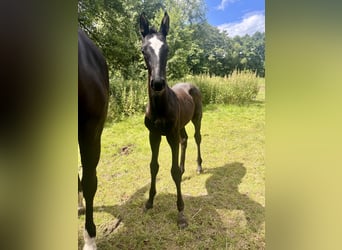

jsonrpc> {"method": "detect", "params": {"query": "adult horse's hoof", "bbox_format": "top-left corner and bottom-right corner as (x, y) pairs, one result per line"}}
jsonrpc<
(83, 229), (97, 250)
(177, 211), (188, 229)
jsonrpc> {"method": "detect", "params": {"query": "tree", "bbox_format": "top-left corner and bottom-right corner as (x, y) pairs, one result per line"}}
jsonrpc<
(231, 32), (265, 76)
(146, 0), (206, 79)
(79, 0), (140, 79)
(78, 0), (265, 79)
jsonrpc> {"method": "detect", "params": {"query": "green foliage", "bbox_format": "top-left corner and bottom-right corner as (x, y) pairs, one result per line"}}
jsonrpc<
(78, 0), (140, 79)
(78, 0), (265, 80)
(107, 71), (260, 121)
(150, 5), (202, 80)
(107, 77), (147, 122)
(176, 70), (260, 105)
(232, 32), (265, 77)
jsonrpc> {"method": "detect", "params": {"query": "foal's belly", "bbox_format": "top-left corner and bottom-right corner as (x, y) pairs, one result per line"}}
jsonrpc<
(172, 84), (195, 127)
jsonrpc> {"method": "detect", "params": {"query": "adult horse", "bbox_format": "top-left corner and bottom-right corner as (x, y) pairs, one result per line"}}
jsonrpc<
(139, 12), (203, 228)
(78, 29), (109, 250)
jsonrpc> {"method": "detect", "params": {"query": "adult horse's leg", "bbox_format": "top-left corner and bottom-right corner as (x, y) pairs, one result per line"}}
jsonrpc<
(192, 110), (203, 174)
(166, 132), (188, 228)
(179, 127), (188, 175)
(145, 131), (161, 210)
(79, 120), (102, 250)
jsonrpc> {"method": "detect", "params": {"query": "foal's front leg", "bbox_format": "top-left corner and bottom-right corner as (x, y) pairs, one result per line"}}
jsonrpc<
(167, 132), (188, 228)
(145, 131), (161, 210)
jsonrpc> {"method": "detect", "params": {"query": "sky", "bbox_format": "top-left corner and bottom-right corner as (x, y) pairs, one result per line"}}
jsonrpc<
(205, 0), (265, 37)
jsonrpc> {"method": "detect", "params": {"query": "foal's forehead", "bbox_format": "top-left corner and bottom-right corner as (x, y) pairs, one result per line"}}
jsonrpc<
(144, 34), (166, 53)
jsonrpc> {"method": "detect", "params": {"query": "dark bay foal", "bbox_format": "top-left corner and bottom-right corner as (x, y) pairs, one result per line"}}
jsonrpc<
(140, 12), (203, 228)
(78, 29), (109, 249)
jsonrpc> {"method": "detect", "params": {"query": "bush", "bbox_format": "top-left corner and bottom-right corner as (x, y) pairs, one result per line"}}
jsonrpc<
(179, 70), (260, 105)
(107, 78), (147, 122)
(107, 70), (260, 121)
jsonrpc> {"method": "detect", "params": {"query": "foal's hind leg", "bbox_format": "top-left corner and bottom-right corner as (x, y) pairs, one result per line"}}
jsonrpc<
(79, 121), (102, 250)
(192, 114), (203, 174)
(179, 127), (188, 175)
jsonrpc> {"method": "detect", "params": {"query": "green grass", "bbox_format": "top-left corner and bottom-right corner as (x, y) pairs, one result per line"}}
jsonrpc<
(78, 79), (265, 249)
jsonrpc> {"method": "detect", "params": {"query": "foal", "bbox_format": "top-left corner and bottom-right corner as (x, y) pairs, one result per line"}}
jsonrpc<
(140, 12), (203, 228)
(78, 29), (109, 249)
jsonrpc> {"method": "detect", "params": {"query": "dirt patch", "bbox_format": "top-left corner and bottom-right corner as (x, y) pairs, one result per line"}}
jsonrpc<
(119, 144), (134, 155)
(111, 144), (135, 157)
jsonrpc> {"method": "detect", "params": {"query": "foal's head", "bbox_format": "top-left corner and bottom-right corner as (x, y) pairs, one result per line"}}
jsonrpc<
(140, 12), (169, 93)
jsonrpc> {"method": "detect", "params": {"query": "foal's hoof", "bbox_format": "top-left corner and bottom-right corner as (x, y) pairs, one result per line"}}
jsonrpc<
(143, 201), (153, 212)
(177, 212), (188, 229)
(196, 167), (203, 174)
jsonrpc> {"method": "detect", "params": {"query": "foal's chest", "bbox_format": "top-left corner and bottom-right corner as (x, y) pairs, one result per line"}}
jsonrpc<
(144, 115), (175, 135)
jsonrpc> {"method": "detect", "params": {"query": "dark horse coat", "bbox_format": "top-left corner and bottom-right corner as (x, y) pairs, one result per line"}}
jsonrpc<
(140, 12), (203, 229)
(78, 29), (109, 250)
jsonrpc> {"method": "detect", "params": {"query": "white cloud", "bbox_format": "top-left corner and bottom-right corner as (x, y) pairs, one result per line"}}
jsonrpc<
(217, 12), (265, 37)
(216, 0), (239, 11)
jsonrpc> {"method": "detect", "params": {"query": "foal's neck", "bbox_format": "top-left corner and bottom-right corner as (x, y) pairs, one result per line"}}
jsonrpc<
(147, 74), (170, 116)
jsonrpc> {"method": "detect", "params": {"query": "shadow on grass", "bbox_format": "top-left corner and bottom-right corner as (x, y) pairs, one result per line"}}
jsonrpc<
(87, 162), (264, 249)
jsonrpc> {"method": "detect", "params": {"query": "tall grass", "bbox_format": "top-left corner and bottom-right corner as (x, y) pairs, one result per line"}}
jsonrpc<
(107, 70), (260, 122)
(180, 71), (260, 105)
(107, 79), (147, 122)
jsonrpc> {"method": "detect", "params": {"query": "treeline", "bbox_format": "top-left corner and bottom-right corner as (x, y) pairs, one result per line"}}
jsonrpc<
(78, 0), (265, 80)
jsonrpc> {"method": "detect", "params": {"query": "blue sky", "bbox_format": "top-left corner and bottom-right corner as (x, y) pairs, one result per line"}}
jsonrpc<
(205, 0), (265, 37)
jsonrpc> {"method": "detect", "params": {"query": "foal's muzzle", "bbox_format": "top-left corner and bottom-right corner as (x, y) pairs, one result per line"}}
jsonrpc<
(150, 79), (166, 92)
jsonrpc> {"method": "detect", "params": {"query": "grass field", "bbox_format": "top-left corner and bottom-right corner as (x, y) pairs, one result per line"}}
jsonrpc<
(78, 80), (265, 249)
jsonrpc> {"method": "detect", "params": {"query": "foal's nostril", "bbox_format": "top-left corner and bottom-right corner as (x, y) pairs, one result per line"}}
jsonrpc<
(151, 79), (165, 91)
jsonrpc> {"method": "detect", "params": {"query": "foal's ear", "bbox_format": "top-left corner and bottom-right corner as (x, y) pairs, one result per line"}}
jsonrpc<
(160, 12), (169, 37)
(140, 13), (149, 37)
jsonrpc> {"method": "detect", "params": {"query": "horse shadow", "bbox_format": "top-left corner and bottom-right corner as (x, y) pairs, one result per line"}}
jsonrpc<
(81, 162), (265, 249)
